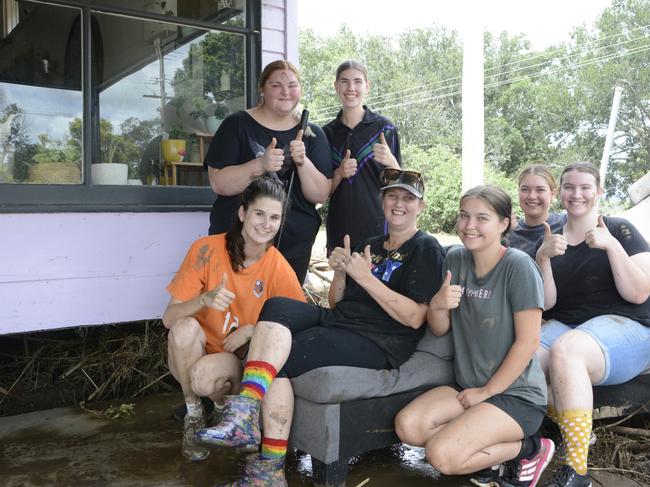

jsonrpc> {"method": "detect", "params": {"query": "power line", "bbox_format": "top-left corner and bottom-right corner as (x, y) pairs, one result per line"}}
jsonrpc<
(310, 25), (650, 116)
(313, 37), (650, 123)
(310, 26), (650, 118)
(311, 41), (650, 124)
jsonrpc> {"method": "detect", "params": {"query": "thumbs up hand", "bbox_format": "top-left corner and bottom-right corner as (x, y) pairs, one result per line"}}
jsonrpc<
(372, 132), (399, 167)
(329, 234), (352, 273)
(585, 215), (614, 250)
(430, 271), (462, 311)
(261, 137), (284, 173)
(200, 272), (235, 311)
(337, 149), (358, 179)
(289, 129), (306, 166)
(343, 244), (373, 282)
(537, 222), (568, 260)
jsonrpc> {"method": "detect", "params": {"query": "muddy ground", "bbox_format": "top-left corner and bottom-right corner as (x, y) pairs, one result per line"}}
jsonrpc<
(0, 392), (645, 487)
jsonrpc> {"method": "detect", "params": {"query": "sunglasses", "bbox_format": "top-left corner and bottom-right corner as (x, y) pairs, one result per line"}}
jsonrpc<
(380, 169), (425, 195)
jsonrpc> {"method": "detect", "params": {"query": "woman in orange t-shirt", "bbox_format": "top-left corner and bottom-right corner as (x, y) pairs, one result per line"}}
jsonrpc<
(162, 176), (305, 462)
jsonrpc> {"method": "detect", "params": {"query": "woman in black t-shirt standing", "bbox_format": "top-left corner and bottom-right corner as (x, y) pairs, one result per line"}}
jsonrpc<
(323, 59), (402, 254)
(204, 60), (332, 283)
(535, 162), (650, 487)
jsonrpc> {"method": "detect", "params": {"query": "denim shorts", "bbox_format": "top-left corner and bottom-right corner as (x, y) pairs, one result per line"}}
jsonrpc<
(540, 315), (650, 386)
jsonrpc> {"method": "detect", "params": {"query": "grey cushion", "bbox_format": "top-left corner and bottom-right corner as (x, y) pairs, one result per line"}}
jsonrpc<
(291, 329), (454, 404)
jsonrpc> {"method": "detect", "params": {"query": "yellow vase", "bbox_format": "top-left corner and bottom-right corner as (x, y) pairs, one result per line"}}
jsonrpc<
(161, 139), (186, 163)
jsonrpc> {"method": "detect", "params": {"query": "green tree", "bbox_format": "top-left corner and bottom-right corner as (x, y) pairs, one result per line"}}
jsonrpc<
(299, 0), (650, 217)
(172, 28), (245, 116)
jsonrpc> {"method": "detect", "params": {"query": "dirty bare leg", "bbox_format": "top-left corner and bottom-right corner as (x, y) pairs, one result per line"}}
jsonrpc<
(261, 378), (294, 441)
(167, 317), (206, 409)
(190, 352), (242, 406)
(246, 321), (292, 372)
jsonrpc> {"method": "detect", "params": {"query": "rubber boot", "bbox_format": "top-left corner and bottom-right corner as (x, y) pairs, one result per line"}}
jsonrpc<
(195, 395), (261, 450)
(182, 414), (210, 462)
(217, 454), (287, 487)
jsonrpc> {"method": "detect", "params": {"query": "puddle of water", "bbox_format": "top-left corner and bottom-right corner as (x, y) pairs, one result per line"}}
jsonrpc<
(0, 393), (473, 486)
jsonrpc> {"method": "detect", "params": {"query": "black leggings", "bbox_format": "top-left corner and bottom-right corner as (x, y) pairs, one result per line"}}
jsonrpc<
(258, 297), (390, 378)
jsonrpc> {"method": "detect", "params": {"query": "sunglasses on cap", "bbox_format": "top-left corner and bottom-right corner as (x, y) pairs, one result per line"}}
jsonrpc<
(380, 168), (425, 198)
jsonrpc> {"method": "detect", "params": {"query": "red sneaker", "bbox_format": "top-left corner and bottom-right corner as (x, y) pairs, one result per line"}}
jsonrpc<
(499, 437), (555, 487)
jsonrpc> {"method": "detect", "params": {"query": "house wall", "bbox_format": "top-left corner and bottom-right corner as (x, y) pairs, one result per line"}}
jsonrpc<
(0, 1), (298, 334)
(0, 213), (207, 334)
(261, 0), (298, 66)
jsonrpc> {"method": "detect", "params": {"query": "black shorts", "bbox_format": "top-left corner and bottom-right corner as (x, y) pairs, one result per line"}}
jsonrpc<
(486, 394), (546, 438)
(453, 385), (546, 438)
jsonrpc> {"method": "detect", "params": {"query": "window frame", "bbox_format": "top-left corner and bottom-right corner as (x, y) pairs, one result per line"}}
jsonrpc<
(0, 0), (261, 213)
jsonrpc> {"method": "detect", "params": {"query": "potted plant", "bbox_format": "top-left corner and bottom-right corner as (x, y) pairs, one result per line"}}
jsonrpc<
(91, 119), (130, 185)
(160, 125), (187, 164)
(205, 104), (229, 134)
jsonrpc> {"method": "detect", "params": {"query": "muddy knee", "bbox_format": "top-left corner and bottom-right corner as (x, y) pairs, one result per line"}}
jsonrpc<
(168, 317), (203, 350)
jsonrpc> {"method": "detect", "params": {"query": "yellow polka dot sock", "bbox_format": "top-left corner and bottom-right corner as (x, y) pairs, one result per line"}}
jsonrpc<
(557, 408), (592, 475)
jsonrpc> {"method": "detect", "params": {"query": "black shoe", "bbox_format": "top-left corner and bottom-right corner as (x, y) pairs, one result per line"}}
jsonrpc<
(541, 465), (591, 487)
(470, 465), (502, 486)
(172, 396), (215, 422)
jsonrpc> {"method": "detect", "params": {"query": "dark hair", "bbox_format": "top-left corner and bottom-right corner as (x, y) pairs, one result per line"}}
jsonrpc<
(460, 185), (513, 237)
(335, 59), (369, 82)
(518, 164), (557, 193)
(559, 161), (601, 188)
(226, 176), (286, 272)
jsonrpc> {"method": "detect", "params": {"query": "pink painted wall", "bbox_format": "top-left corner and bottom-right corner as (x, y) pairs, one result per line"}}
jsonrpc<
(0, 213), (209, 333)
(262, 0), (298, 66)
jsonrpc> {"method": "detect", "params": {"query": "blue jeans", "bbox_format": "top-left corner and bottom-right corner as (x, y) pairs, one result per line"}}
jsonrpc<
(541, 315), (650, 386)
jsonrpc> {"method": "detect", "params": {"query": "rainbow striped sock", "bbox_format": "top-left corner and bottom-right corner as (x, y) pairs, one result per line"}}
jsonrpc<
(261, 437), (288, 460)
(240, 360), (277, 401)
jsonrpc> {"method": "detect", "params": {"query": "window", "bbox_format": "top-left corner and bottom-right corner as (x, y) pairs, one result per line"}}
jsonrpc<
(0, 0), (259, 211)
(95, 13), (246, 187)
(0, 3), (83, 185)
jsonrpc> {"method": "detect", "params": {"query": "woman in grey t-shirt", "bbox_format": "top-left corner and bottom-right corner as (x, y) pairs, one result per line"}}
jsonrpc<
(396, 185), (554, 487)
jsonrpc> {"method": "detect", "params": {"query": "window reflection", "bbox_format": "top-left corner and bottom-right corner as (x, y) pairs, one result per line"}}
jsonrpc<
(95, 13), (246, 186)
(0, 3), (82, 184)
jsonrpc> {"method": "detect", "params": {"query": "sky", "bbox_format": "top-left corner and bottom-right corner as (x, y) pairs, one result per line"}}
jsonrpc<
(298, 0), (614, 49)
(1, 1), (615, 147)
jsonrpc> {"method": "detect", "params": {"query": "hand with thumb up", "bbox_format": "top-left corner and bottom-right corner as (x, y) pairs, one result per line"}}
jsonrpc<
(337, 149), (358, 179)
(585, 215), (614, 250)
(343, 244), (373, 283)
(329, 234), (352, 273)
(430, 271), (462, 311)
(200, 272), (235, 311)
(537, 221), (567, 260)
(261, 137), (284, 173)
(372, 132), (399, 168)
(289, 129), (306, 166)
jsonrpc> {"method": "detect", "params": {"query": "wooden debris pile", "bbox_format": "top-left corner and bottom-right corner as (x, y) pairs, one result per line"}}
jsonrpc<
(0, 321), (175, 416)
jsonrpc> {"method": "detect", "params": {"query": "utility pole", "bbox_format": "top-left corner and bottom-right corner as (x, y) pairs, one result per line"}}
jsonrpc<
(600, 84), (624, 189)
(461, 18), (485, 193)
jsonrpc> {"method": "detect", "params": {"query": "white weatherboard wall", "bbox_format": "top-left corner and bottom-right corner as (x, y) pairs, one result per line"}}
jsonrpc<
(262, 0), (298, 66)
(1, 2), (298, 334)
(0, 213), (208, 334)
